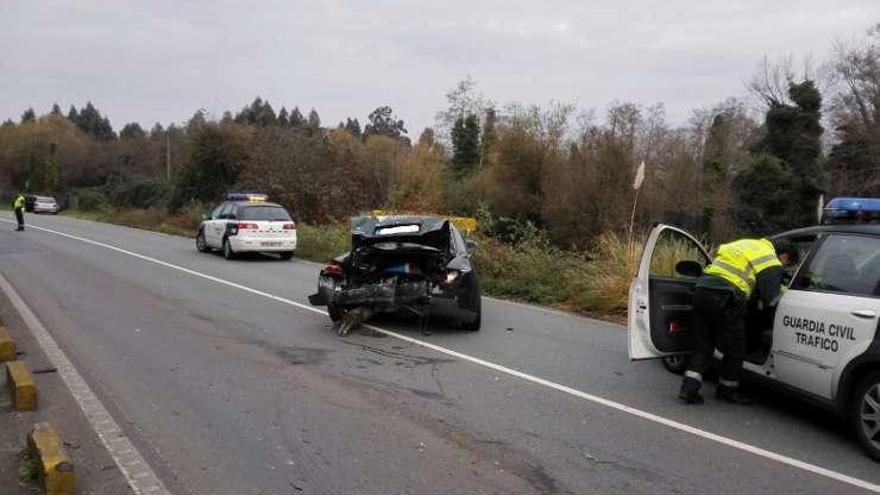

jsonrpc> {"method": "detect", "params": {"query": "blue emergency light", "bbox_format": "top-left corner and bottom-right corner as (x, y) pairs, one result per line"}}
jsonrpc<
(227, 192), (268, 202)
(822, 197), (880, 224)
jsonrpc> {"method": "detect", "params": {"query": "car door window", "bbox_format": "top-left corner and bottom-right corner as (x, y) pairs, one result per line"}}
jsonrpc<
(792, 235), (880, 297)
(649, 229), (709, 278)
(210, 203), (225, 220)
(219, 203), (236, 220)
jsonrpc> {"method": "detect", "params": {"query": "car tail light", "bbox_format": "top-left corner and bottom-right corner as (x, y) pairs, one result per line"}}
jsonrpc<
(324, 261), (344, 276)
(668, 320), (684, 333)
(283, 223), (296, 230)
(236, 222), (258, 230)
(444, 270), (460, 284)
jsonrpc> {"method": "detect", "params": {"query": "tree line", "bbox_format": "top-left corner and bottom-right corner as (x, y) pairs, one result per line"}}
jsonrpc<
(2, 24), (879, 247)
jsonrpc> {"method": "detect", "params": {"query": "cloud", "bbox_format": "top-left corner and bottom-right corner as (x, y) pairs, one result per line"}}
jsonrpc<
(0, 0), (877, 133)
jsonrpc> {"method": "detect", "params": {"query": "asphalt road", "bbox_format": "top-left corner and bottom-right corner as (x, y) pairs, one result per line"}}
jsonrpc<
(1, 213), (878, 494)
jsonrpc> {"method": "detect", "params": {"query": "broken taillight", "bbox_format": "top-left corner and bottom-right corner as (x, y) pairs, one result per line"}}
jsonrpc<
(668, 320), (684, 333)
(324, 262), (344, 276)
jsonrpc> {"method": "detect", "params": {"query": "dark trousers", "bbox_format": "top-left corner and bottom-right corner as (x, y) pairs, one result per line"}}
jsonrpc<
(686, 287), (747, 385)
(14, 207), (23, 228)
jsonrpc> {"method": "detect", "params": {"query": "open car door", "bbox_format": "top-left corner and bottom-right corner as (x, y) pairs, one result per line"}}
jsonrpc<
(628, 224), (711, 360)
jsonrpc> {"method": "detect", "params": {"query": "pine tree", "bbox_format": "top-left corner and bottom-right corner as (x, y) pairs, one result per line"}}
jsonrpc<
(364, 106), (406, 139)
(76, 102), (116, 140)
(278, 107), (289, 126)
(307, 108), (321, 128)
(744, 79), (824, 230)
(344, 118), (362, 137)
(50, 103), (63, 116)
(21, 108), (36, 124)
(67, 105), (79, 123)
(255, 100), (277, 126)
(451, 114), (481, 175)
(289, 107), (305, 127)
(120, 122), (147, 140)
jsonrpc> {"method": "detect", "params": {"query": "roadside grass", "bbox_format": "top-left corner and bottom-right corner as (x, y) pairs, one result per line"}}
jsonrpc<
(58, 207), (703, 321)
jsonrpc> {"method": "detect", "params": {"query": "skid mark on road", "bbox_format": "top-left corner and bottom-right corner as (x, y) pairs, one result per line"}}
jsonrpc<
(6, 218), (880, 493)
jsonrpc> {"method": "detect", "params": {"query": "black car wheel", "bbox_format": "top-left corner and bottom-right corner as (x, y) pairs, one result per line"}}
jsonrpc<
(328, 304), (344, 323)
(279, 251), (294, 260)
(223, 239), (236, 260)
(853, 371), (880, 461)
(196, 230), (210, 253)
(460, 311), (481, 331)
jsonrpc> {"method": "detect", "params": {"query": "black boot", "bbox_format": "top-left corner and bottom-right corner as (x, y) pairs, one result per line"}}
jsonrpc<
(716, 385), (754, 405)
(679, 376), (704, 404)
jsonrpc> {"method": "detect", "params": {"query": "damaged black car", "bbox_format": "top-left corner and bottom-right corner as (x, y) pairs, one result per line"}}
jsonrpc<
(308, 215), (481, 335)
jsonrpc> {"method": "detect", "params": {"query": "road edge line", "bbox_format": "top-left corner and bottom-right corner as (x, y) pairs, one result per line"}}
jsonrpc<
(7, 218), (880, 493)
(0, 271), (169, 495)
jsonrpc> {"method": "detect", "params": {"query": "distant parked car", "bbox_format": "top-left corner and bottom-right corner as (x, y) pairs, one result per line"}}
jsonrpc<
(25, 195), (58, 214)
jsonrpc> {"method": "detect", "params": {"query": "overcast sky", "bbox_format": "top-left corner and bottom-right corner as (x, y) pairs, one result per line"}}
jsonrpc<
(1, 1), (877, 134)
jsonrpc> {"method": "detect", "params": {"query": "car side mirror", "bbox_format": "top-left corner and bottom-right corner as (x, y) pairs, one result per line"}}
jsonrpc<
(675, 260), (703, 278)
(465, 239), (478, 257)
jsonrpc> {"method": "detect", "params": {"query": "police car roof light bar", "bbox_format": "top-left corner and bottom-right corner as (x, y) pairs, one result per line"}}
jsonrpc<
(227, 192), (268, 202)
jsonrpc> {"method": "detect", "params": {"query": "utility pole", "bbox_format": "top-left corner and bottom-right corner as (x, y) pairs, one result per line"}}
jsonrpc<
(165, 133), (171, 181)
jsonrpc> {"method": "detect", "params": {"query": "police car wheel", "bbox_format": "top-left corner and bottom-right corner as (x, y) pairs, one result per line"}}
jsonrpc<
(853, 371), (880, 461)
(662, 355), (688, 375)
(279, 251), (294, 260)
(223, 239), (236, 260)
(196, 230), (210, 253)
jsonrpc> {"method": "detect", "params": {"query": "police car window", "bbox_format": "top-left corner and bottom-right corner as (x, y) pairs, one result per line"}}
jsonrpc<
(649, 229), (708, 278)
(240, 206), (291, 221)
(211, 203), (225, 219)
(793, 235), (880, 296)
(219, 203), (236, 219)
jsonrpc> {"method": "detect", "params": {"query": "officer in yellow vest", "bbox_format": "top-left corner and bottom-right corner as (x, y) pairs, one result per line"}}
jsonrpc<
(679, 238), (799, 405)
(12, 192), (25, 231)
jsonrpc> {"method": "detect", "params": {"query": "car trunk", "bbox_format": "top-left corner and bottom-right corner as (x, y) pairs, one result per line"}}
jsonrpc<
(315, 218), (454, 310)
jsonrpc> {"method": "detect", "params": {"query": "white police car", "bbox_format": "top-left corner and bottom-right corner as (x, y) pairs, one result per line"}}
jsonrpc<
(629, 223), (880, 460)
(196, 193), (297, 260)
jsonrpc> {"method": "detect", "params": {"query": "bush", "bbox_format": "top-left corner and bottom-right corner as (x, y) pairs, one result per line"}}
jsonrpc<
(108, 177), (168, 209)
(74, 188), (107, 211)
(295, 222), (350, 263)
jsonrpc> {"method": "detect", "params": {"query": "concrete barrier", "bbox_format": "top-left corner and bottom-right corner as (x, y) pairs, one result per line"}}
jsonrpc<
(6, 360), (36, 411)
(28, 422), (75, 495)
(0, 325), (14, 362)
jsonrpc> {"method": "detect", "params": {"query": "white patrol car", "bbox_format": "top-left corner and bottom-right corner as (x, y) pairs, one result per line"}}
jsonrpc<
(629, 223), (880, 460)
(196, 193), (297, 260)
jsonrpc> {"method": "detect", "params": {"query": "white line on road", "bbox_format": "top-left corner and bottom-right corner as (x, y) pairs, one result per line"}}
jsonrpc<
(0, 271), (169, 495)
(7, 218), (880, 493)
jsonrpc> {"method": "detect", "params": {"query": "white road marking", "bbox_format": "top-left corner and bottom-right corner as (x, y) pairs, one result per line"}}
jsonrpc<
(7, 218), (880, 493)
(0, 272), (169, 495)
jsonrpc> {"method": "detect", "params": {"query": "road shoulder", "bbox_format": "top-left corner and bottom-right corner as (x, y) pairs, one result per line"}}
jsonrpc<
(0, 276), (133, 494)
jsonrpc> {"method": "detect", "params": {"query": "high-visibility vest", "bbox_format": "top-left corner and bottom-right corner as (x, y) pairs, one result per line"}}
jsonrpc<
(703, 238), (781, 297)
(13, 195), (24, 210)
